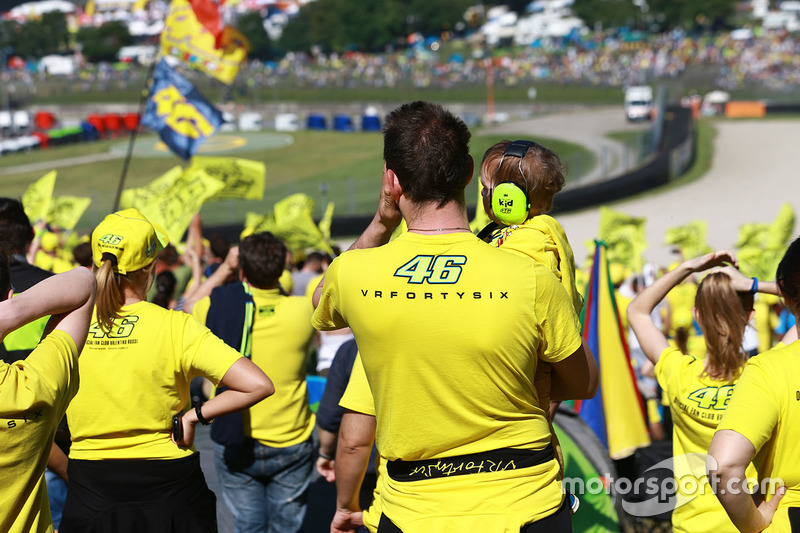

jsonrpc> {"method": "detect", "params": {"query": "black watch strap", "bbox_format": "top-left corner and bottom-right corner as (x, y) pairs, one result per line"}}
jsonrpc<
(195, 403), (212, 425)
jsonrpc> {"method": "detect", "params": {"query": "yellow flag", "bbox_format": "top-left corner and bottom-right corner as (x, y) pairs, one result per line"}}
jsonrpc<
(120, 166), (184, 210)
(47, 196), (91, 231)
(765, 203), (795, 250)
(595, 207), (647, 273)
(318, 202), (335, 242)
(243, 194), (333, 255)
(664, 220), (711, 260)
(124, 167), (224, 243)
(160, 0), (249, 85)
(22, 171), (57, 222)
(736, 204), (795, 280)
(189, 157), (266, 201)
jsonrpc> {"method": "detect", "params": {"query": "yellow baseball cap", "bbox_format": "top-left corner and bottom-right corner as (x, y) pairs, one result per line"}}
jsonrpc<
(92, 209), (169, 274)
(40, 231), (60, 253)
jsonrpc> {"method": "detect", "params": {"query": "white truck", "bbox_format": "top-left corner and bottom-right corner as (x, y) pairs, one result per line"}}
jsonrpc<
(624, 86), (654, 122)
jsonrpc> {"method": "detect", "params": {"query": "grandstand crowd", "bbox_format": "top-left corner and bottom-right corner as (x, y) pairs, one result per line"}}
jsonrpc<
(4, 28), (800, 103)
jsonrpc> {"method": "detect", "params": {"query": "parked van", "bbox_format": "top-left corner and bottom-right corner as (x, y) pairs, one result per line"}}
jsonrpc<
(624, 86), (653, 122)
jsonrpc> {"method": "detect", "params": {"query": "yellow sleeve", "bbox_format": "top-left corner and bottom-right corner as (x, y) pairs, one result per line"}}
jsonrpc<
(312, 256), (348, 331)
(181, 314), (243, 386)
(191, 295), (211, 325)
(5, 330), (79, 409)
(305, 273), (325, 302)
(716, 358), (780, 451)
(534, 266), (582, 364)
(279, 269), (293, 295)
(339, 353), (376, 416)
(653, 346), (684, 394)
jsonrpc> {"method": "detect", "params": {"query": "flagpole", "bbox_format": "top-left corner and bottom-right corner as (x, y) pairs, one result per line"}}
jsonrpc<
(112, 57), (158, 212)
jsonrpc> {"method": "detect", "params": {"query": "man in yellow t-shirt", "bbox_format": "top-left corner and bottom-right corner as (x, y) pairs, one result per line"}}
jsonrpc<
(192, 232), (316, 533)
(313, 101), (596, 532)
(0, 256), (96, 533)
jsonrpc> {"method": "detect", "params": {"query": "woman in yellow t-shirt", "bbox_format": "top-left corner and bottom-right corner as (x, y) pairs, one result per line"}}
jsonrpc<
(60, 209), (274, 533)
(628, 250), (774, 533)
(710, 238), (800, 533)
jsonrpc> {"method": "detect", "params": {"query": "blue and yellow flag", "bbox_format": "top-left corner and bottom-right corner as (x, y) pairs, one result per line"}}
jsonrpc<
(576, 241), (650, 460)
(141, 59), (223, 160)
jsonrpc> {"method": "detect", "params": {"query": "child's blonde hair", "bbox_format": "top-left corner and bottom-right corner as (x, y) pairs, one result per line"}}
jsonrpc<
(481, 140), (567, 217)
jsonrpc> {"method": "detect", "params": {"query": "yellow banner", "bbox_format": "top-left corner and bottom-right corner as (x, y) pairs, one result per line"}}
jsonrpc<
(123, 167), (224, 243)
(664, 220), (710, 260)
(318, 202), (335, 242)
(120, 166), (184, 210)
(160, 0), (248, 85)
(22, 171), (57, 222)
(47, 196), (91, 231)
(190, 157), (266, 201)
(595, 206), (647, 273)
(243, 194), (333, 255)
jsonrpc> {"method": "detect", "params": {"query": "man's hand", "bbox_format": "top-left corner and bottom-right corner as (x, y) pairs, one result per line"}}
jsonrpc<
(331, 508), (364, 533)
(223, 246), (240, 271)
(316, 456), (336, 482)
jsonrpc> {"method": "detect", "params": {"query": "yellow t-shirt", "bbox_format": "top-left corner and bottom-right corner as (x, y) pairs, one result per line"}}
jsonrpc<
(488, 214), (584, 315)
(0, 331), (79, 533)
(67, 301), (242, 460)
(279, 269), (293, 295)
(313, 231), (582, 529)
(716, 340), (800, 532)
(339, 353), (380, 533)
(305, 273), (325, 302)
(655, 346), (745, 533)
(193, 287), (316, 447)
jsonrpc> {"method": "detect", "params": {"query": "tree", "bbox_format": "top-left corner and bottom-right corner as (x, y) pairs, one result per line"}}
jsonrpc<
(573, 0), (739, 31)
(647, 0), (738, 30)
(572, 0), (639, 30)
(236, 12), (275, 60)
(0, 11), (71, 59)
(280, 0), (472, 53)
(76, 21), (133, 63)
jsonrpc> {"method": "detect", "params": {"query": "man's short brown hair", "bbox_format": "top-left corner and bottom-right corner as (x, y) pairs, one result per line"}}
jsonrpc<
(239, 232), (287, 290)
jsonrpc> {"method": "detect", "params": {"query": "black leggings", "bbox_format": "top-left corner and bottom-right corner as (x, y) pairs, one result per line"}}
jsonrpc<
(377, 493), (572, 533)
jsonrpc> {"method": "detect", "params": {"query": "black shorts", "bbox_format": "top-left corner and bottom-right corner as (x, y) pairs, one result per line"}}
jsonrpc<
(60, 453), (217, 533)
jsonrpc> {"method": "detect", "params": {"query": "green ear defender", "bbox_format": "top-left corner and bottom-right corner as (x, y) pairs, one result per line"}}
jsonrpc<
(491, 182), (529, 225)
(489, 140), (538, 225)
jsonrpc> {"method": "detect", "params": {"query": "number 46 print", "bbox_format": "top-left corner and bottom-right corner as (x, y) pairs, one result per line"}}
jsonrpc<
(394, 255), (467, 284)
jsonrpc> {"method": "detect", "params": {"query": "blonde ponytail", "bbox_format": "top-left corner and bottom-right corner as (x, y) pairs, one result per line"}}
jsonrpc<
(94, 259), (125, 334)
(695, 272), (754, 382)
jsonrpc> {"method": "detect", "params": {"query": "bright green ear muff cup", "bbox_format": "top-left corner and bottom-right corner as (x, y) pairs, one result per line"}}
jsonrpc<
(491, 182), (529, 225)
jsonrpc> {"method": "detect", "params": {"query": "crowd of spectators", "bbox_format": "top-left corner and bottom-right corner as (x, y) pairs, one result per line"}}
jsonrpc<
(4, 28), (800, 105)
